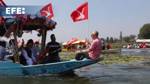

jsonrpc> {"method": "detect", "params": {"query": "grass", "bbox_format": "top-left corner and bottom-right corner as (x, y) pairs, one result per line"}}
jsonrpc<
(100, 54), (145, 64)
(60, 52), (76, 61)
(60, 52), (147, 65)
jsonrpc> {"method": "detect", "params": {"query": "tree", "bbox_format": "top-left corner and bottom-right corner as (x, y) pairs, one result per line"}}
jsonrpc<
(129, 35), (136, 41)
(106, 37), (109, 43)
(120, 31), (123, 43)
(110, 37), (114, 43)
(123, 36), (130, 43)
(139, 23), (150, 39)
(113, 38), (119, 43)
(122, 35), (136, 43)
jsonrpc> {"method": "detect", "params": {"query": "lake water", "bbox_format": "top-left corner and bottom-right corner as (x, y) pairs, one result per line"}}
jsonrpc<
(121, 48), (150, 56)
(1, 62), (150, 84)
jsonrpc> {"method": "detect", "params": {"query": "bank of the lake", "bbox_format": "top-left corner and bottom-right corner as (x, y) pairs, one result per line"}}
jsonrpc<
(60, 52), (148, 65)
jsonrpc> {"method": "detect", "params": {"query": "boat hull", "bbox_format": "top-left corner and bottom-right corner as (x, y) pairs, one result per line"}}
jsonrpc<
(0, 59), (98, 76)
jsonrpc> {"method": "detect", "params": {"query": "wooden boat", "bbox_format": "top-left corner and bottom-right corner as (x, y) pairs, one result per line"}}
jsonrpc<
(0, 15), (100, 76)
(0, 59), (99, 76)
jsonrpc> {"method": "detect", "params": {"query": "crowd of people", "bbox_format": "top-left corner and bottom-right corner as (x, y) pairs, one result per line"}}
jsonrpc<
(123, 42), (149, 49)
(0, 31), (102, 66)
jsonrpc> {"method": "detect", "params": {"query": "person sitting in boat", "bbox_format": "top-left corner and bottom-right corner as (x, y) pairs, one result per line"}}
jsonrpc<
(75, 31), (102, 60)
(8, 39), (16, 54)
(20, 39), (35, 65)
(41, 34), (61, 63)
(0, 41), (9, 60)
(31, 41), (40, 63)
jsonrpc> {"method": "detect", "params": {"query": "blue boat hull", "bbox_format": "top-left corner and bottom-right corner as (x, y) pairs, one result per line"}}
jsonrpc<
(0, 59), (99, 76)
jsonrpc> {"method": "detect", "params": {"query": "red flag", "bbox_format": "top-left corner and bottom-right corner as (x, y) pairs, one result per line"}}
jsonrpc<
(0, 0), (6, 7)
(71, 2), (88, 22)
(40, 3), (54, 20)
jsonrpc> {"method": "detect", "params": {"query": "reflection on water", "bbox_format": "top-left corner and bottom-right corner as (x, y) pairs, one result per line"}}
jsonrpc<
(1, 62), (150, 84)
(121, 48), (150, 56)
(0, 76), (90, 84)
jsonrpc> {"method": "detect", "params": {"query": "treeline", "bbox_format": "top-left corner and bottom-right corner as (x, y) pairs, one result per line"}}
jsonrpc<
(103, 35), (136, 43)
(103, 23), (150, 43)
(139, 23), (150, 39)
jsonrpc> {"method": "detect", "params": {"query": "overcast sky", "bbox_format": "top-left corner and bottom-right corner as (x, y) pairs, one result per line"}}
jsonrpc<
(4, 0), (150, 42)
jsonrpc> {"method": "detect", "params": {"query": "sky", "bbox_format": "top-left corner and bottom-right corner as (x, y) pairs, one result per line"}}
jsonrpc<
(4, 0), (150, 42)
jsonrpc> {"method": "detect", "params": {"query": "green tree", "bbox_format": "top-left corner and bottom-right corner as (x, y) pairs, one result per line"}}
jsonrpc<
(120, 31), (123, 43)
(106, 37), (109, 43)
(122, 35), (136, 43)
(113, 38), (119, 43)
(110, 37), (114, 43)
(123, 36), (130, 43)
(139, 23), (150, 39)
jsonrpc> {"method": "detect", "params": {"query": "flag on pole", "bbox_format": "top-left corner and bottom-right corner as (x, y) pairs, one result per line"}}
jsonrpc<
(71, 2), (88, 22)
(40, 3), (54, 20)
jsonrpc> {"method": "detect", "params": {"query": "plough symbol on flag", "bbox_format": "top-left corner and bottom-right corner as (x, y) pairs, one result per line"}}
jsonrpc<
(70, 2), (88, 22)
(40, 3), (54, 19)
(76, 7), (85, 20)
(41, 6), (52, 18)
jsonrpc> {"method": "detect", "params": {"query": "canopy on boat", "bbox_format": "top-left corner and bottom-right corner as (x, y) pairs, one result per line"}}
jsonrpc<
(0, 15), (57, 62)
(0, 15), (57, 37)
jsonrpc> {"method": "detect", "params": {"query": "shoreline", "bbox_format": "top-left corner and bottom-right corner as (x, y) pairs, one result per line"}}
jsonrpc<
(60, 51), (148, 65)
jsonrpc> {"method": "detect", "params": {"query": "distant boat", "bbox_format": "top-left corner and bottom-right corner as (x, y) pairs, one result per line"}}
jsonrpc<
(0, 59), (99, 76)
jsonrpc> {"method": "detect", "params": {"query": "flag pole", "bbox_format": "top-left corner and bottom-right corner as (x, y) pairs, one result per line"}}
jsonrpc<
(86, 0), (90, 41)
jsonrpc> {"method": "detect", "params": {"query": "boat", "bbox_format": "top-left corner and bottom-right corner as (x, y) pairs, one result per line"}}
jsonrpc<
(0, 15), (100, 76)
(0, 59), (99, 76)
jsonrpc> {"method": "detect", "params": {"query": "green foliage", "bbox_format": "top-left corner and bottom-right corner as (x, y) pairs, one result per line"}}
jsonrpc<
(106, 37), (109, 43)
(60, 52), (145, 65)
(139, 23), (150, 39)
(122, 35), (136, 43)
(123, 36), (130, 43)
(111, 43), (122, 49)
(110, 37), (114, 43)
(105, 37), (119, 43)
(100, 54), (145, 64)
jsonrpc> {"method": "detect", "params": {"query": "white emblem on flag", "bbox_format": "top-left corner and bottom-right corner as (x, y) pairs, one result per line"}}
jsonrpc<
(76, 8), (85, 20)
(42, 6), (51, 17)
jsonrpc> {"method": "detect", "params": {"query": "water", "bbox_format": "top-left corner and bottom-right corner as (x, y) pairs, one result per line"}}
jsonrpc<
(121, 48), (150, 56)
(1, 62), (150, 84)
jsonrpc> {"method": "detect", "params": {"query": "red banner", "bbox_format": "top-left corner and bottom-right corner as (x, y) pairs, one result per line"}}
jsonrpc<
(71, 2), (88, 22)
(40, 3), (54, 20)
